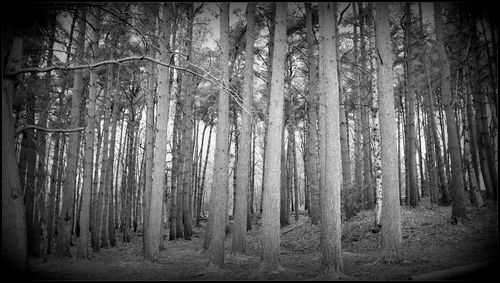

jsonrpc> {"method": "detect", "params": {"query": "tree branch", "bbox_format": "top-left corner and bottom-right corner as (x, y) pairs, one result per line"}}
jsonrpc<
(16, 125), (85, 135)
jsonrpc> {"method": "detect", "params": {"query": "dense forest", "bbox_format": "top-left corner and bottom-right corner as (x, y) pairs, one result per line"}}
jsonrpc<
(2, 2), (497, 280)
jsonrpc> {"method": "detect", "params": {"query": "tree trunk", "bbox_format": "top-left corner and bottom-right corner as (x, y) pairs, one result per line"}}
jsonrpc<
(207, 2), (230, 269)
(260, 3), (276, 216)
(317, 3), (343, 277)
(107, 103), (120, 247)
(405, 3), (419, 208)
(352, 5), (364, 211)
(375, 3), (403, 262)
(170, 101), (181, 240)
(258, 2), (287, 273)
(77, 7), (101, 258)
(470, 12), (497, 200)
(231, 2), (255, 256)
(434, 3), (467, 223)
(305, 3), (320, 225)
(144, 2), (172, 261)
(56, 9), (86, 257)
(3, 33), (28, 273)
(181, 6), (195, 240)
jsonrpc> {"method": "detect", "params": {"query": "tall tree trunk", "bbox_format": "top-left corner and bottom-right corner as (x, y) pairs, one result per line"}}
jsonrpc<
(144, 2), (172, 261)
(470, 12), (497, 200)
(3, 33), (28, 273)
(181, 6), (195, 240)
(352, 4), (364, 211)
(305, 3), (320, 224)
(207, 2), (230, 269)
(375, 3), (403, 262)
(258, 2), (287, 273)
(260, 3), (276, 216)
(405, 3), (419, 208)
(77, 7), (101, 258)
(231, 2), (255, 256)
(317, 2), (343, 277)
(143, 9), (157, 247)
(359, 3), (374, 210)
(170, 101), (181, 240)
(434, 3), (467, 223)
(107, 103), (120, 247)
(98, 61), (114, 249)
(57, 9), (86, 257)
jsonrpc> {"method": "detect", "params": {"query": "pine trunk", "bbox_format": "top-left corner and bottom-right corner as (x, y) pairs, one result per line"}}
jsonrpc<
(376, 3), (403, 262)
(258, 2), (287, 273)
(56, 9), (86, 257)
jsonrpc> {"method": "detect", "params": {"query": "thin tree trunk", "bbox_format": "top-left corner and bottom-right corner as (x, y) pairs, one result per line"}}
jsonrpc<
(170, 101), (180, 240)
(404, 3), (419, 208)
(305, 3), (320, 224)
(107, 103), (120, 247)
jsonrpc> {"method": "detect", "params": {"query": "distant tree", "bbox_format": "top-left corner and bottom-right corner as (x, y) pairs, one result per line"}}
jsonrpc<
(433, 3), (467, 223)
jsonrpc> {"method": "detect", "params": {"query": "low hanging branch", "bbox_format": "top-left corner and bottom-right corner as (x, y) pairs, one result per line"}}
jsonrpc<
(16, 125), (85, 134)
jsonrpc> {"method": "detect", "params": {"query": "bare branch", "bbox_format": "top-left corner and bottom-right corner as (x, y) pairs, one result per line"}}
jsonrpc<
(16, 125), (85, 135)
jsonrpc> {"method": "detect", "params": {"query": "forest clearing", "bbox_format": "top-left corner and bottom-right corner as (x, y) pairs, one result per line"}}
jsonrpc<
(2, 2), (498, 280)
(28, 200), (497, 280)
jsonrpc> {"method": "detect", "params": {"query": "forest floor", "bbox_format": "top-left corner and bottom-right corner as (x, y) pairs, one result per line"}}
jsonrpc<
(28, 199), (498, 280)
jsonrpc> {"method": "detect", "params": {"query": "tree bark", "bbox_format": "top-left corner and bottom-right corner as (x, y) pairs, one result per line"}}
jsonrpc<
(434, 3), (467, 223)
(375, 3), (403, 263)
(77, 7), (101, 258)
(231, 2), (255, 256)
(404, 3), (419, 208)
(56, 8), (86, 257)
(317, 3), (343, 277)
(2, 33), (28, 273)
(144, 2), (172, 261)
(207, 2), (230, 269)
(305, 3), (320, 225)
(258, 2), (287, 273)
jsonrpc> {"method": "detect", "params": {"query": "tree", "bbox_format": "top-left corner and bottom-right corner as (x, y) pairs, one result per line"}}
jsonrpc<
(144, 2), (173, 261)
(404, 3), (419, 208)
(207, 1), (230, 270)
(77, 6), (102, 259)
(258, 2), (287, 273)
(2, 33), (28, 273)
(231, 2), (256, 256)
(375, 2), (403, 263)
(57, 8), (86, 257)
(304, 3), (320, 225)
(317, 2), (343, 278)
(433, 3), (467, 223)
(142, 3), (158, 253)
